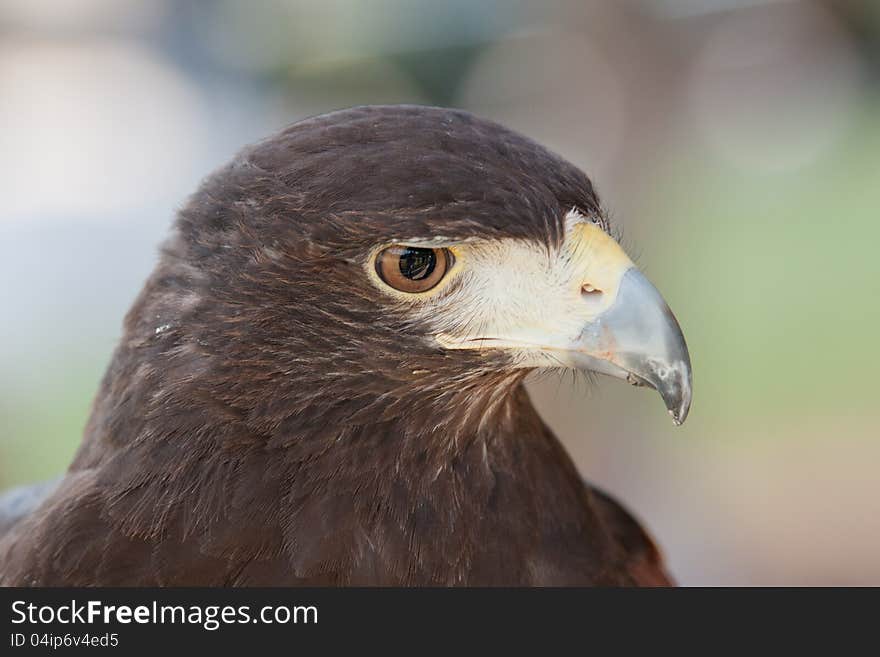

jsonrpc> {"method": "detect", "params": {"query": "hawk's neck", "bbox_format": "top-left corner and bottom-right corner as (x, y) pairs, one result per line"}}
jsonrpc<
(63, 358), (625, 585)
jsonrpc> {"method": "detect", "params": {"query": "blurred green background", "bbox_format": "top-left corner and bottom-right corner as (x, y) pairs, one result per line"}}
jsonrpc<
(1, 0), (878, 585)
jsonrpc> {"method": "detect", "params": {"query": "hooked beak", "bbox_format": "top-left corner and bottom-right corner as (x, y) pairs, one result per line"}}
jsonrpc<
(557, 221), (692, 425)
(569, 267), (692, 425)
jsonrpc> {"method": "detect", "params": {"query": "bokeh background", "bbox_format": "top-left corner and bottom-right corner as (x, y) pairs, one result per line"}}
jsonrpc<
(1, 0), (878, 585)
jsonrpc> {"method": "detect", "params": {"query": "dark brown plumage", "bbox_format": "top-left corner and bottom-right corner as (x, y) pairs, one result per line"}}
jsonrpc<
(0, 105), (672, 586)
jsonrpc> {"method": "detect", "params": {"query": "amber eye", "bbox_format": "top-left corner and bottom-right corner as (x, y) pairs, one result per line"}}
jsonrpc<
(375, 246), (452, 293)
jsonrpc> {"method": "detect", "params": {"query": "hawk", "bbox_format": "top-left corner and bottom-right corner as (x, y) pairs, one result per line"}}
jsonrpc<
(0, 105), (691, 586)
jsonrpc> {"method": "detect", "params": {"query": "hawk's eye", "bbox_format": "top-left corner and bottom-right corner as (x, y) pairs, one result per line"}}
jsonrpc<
(375, 246), (452, 293)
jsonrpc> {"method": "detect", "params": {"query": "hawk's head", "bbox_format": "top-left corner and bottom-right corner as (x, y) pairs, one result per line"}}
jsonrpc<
(132, 105), (690, 448)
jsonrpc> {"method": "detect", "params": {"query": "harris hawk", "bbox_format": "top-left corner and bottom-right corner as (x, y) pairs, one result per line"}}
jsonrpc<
(0, 105), (691, 586)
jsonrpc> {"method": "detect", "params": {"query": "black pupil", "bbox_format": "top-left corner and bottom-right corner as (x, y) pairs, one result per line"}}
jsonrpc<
(398, 248), (436, 280)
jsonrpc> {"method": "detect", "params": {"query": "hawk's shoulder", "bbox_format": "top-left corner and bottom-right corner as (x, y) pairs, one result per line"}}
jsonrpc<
(589, 485), (674, 586)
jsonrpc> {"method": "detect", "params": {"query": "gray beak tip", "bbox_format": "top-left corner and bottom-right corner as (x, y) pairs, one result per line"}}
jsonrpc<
(659, 365), (692, 426)
(668, 397), (690, 426)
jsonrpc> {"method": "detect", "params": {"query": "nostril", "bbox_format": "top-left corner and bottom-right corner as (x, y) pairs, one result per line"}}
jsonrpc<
(581, 283), (603, 297)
